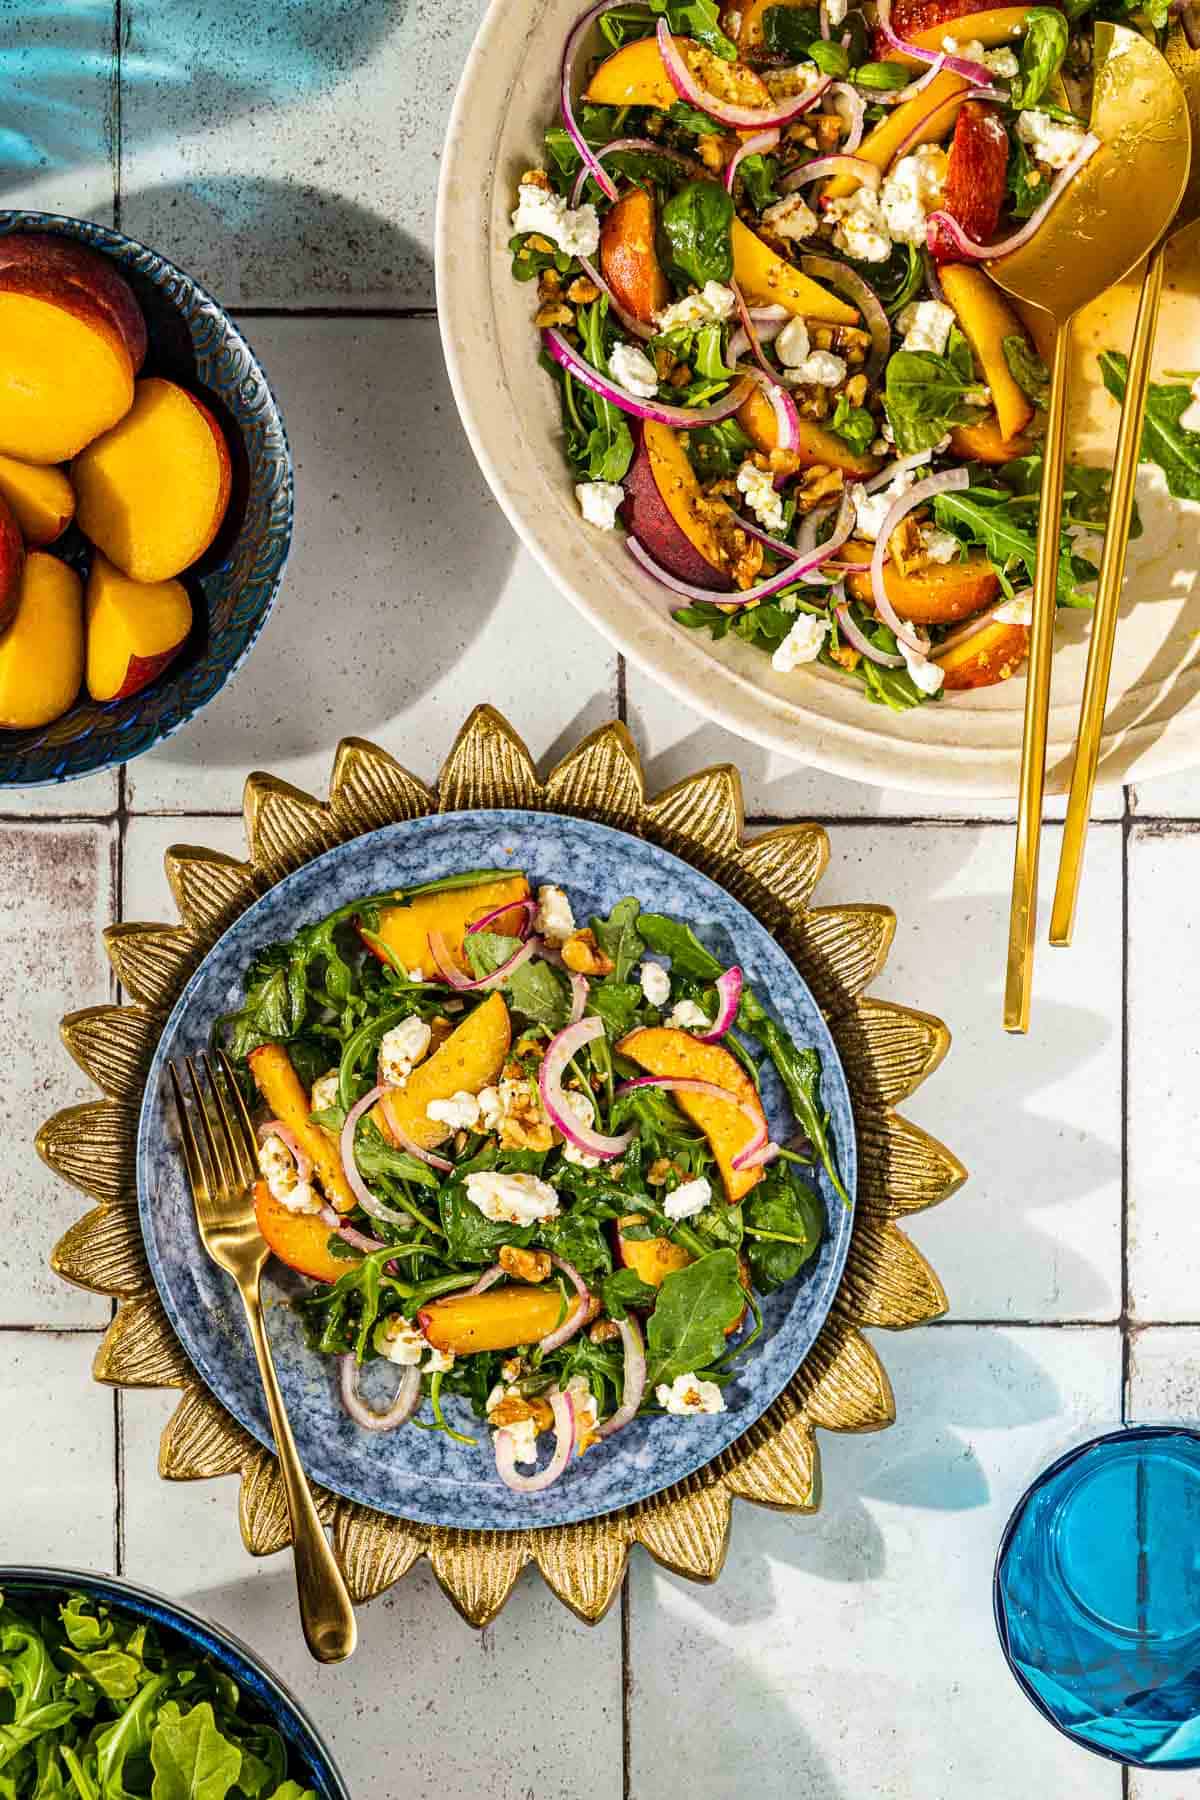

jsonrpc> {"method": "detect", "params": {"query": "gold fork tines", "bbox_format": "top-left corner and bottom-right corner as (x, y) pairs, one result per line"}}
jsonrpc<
(169, 1050), (357, 1664)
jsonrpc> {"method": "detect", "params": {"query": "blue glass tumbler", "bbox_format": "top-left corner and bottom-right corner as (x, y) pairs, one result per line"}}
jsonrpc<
(995, 1426), (1200, 1769)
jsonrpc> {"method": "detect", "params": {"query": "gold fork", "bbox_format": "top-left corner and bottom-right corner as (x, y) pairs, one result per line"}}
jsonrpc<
(169, 1048), (357, 1664)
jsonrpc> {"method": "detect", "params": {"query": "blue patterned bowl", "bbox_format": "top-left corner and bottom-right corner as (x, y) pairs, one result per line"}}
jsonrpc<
(137, 810), (857, 1531)
(0, 210), (292, 787)
(0, 1566), (349, 1798)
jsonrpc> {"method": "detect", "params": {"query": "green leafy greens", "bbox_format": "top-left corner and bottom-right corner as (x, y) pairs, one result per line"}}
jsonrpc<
(1099, 351), (1200, 502)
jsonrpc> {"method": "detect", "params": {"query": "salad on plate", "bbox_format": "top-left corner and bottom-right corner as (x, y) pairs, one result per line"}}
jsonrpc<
(219, 869), (846, 1497)
(508, 0), (1186, 709)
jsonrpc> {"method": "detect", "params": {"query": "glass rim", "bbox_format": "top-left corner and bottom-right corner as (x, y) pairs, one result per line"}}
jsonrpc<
(992, 1423), (1200, 1771)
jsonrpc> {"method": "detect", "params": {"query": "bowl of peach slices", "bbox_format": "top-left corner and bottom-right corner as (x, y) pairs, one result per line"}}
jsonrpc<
(0, 213), (293, 787)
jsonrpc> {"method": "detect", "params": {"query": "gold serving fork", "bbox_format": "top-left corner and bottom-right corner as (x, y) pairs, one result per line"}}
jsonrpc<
(169, 1049), (357, 1664)
(1050, 21), (1200, 943)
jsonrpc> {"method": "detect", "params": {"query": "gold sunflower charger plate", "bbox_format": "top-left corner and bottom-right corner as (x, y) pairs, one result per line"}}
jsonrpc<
(37, 708), (964, 1626)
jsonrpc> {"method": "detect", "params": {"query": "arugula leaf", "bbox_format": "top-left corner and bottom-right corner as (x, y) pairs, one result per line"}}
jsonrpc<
(149, 1701), (242, 1800)
(652, 0), (737, 56)
(465, 931), (571, 1028)
(661, 180), (734, 288)
(538, 1211), (613, 1277)
(352, 1117), (440, 1190)
(830, 393), (876, 457)
(884, 334), (989, 453)
(665, 99), (729, 137)
(1099, 351), (1200, 501)
(760, 3), (821, 55)
(610, 1083), (712, 1175)
(601, 1267), (661, 1319)
(636, 913), (722, 979)
(587, 979), (643, 1038)
(644, 1249), (746, 1387)
(441, 1185), (538, 1264)
(743, 1170), (823, 1291)
(575, 299), (636, 483)
(1010, 7), (1068, 108)
(932, 487), (1095, 608)
(1006, 138), (1045, 222)
(1003, 335), (1050, 409)
(590, 896), (645, 982)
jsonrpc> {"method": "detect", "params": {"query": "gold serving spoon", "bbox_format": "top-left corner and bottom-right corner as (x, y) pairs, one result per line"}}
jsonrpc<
(1050, 24), (1200, 944)
(989, 22), (1190, 1034)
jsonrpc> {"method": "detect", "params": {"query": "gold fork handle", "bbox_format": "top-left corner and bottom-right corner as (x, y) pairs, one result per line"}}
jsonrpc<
(1005, 322), (1073, 1034)
(1050, 244), (1166, 946)
(239, 1280), (358, 1664)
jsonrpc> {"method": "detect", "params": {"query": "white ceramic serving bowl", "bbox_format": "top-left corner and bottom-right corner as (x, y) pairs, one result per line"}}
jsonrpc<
(435, 3), (1200, 797)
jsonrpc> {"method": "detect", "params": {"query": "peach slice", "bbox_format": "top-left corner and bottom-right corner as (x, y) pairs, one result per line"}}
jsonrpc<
(737, 384), (883, 477)
(73, 377), (233, 582)
(0, 492), (23, 635)
(731, 220), (859, 324)
(934, 100), (1009, 257)
(616, 1026), (768, 1203)
(940, 265), (1035, 442)
(836, 539), (1000, 622)
(85, 553), (192, 702)
(419, 1285), (583, 1355)
(935, 617), (1029, 688)
(623, 419), (733, 590)
(365, 876), (532, 978)
(0, 277), (134, 464)
(585, 34), (772, 110)
(614, 1214), (693, 1286)
(373, 991), (512, 1153)
(948, 415), (1037, 463)
(248, 1043), (357, 1214)
(0, 233), (147, 372)
(253, 1181), (348, 1284)
(600, 189), (670, 326)
(0, 454), (75, 546)
(0, 552), (83, 730)
(881, 1), (1036, 59)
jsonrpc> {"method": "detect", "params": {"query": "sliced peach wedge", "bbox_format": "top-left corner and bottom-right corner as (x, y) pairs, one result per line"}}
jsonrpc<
(73, 377), (233, 582)
(0, 491), (23, 635)
(585, 34), (772, 109)
(0, 454), (74, 547)
(253, 1181), (348, 1284)
(600, 188), (670, 327)
(939, 265), (1035, 442)
(622, 419), (732, 591)
(85, 553), (193, 703)
(419, 1285), (582, 1355)
(362, 874), (532, 977)
(0, 551), (83, 729)
(935, 616), (1029, 688)
(372, 991), (512, 1154)
(616, 1026), (768, 1203)
(614, 1214), (693, 1287)
(836, 539), (1000, 623)
(248, 1043), (357, 1214)
(737, 383), (882, 478)
(0, 276), (134, 464)
(732, 219), (859, 324)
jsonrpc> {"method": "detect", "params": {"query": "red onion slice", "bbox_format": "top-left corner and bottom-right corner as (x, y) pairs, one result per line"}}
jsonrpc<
(595, 1315), (647, 1439)
(695, 964), (743, 1041)
(798, 255), (890, 381)
(656, 19), (832, 128)
(737, 511), (834, 586)
(779, 154), (881, 193)
(466, 897), (537, 938)
(925, 131), (1100, 262)
(869, 466), (970, 652)
(540, 1017), (634, 1159)
(734, 1137), (782, 1170)
(825, 81), (866, 152)
(870, 53), (949, 107)
(874, 0), (992, 84)
(255, 1119), (312, 1182)
(862, 449), (934, 494)
(543, 327), (754, 429)
(570, 136), (708, 209)
(427, 926), (540, 991)
(568, 971), (589, 1024)
(494, 1387), (576, 1492)
(539, 1256), (593, 1352)
(467, 1264), (506, 1296)
(319, 1203), (389, 1253)
(733, 284), (786, 389)
(836, 596), (906, 668)
(725, 127), (780, 195)
(561, 2), (622, 202)
(377, 1087), (455, 1174)
(339, 1353), (421, 1432)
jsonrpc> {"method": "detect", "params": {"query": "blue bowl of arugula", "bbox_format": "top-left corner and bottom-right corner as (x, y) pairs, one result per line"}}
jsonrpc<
(0, 1568), (349, 1800)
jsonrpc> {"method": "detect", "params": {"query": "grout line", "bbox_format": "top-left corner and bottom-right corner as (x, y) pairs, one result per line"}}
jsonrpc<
(233, 306), (438, 322)
(0, 1324), (108, 1335)
(113, 1386), (126, 1575)
(1120, 799), (1132, 1424)
(621, 1572), (632, 1800)
(616, 655), (628, 725)
(743, 812), (1129, 829)
(110, 0), (122, 231)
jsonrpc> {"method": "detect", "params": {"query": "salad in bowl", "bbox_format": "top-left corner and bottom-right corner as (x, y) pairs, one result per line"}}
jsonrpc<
(507, 0), (1154, 710)
(220, 868), (846, 1499)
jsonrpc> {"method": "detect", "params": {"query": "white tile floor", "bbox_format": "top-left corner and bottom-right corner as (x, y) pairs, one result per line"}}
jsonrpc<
(2, 5), (1199, 1796)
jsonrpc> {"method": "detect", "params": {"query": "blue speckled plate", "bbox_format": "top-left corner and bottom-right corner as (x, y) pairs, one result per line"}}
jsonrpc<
(137, 811), (856, 1531)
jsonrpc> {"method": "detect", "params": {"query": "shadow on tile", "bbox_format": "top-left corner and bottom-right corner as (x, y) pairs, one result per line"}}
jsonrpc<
(0, 0), (401, 188)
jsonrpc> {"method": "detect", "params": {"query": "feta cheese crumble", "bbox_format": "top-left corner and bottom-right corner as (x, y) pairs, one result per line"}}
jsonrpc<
(667, 999), (712, 1032)
(464, 1169), (561, 1226)
(565, 1374), (600, 1452)
(560, 1089), (601, 1169)
(772, 612), (829, 672)
(535, 882), (576, 945)
(639, 960), (672, 1008)
(653, 280), (736, 331)
(920, 524), (960, 564)
(656, 1372), (727, 1415)
(848, 465), (923, 541)
(1016, 109), (1087, 171)
(374, 1316), (427, 1366)
(378, 1015), (432, 1088)
(826, 186), (893, 264)
(425, 1089), (482, 1131)
(511, 181), (600, 258)
(664, 1175), (713, 1221)
(880, 145), (948, 246)
(486, 1386), (541, 1466)
(761, 192), (820, 243)
(575, 481), (624, 530)
(897, 298), (956, 357)
(788, 349), (847, 388)
(899, 627), (945, 696)
(309, 1069), (340, 1115)
(257, 1133), (321, 1215)
(736, 458), (786, 535)
(775, 316), (811, 368)
(608, 341), (659, 398)
(994, 591), (1034, 626)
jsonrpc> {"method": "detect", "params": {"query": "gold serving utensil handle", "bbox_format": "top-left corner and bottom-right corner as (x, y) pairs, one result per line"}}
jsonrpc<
(169, 1052), (358, 1665)
(1052, 26), (1199, 944)
(987, 23), (1190, 1031)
